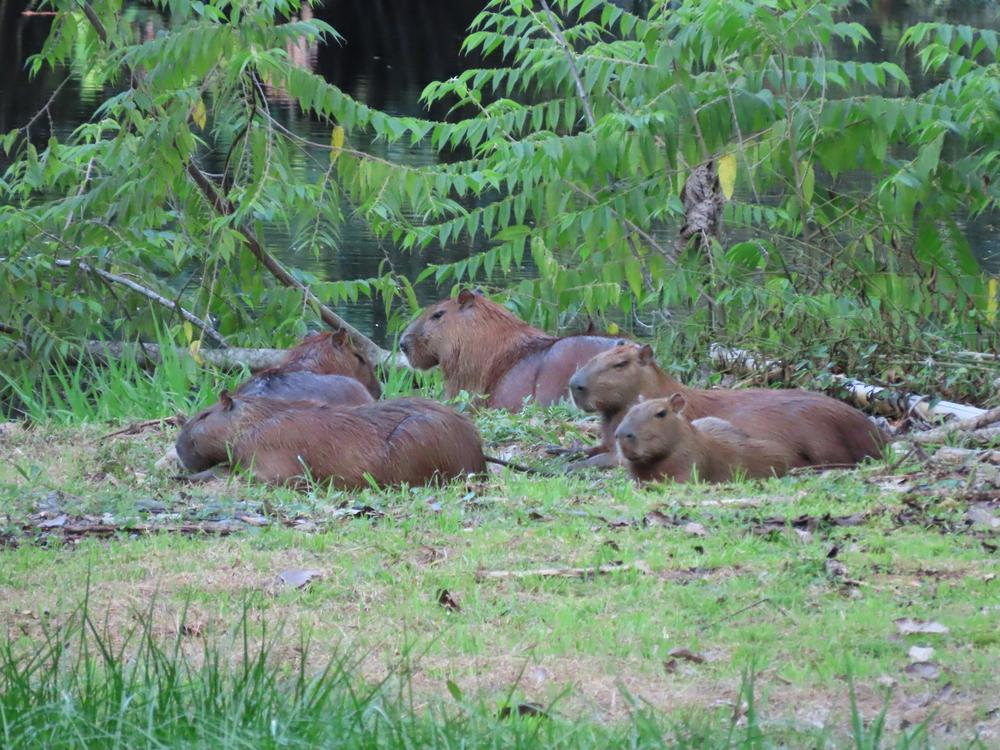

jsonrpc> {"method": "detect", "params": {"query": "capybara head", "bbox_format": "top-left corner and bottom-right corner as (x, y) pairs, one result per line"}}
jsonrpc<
(279, 329), (381, 398)
(569, 343), (658, 414)
(615, 393), (689, 463)
(400, 289), (503, 370)
(175, 391), (246, 471)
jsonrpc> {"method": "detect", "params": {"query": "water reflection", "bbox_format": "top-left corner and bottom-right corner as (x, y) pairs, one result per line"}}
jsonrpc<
(1, 0), (997, 345)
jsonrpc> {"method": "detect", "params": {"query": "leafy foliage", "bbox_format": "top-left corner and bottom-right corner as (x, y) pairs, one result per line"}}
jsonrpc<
(2, 0), (999, 406)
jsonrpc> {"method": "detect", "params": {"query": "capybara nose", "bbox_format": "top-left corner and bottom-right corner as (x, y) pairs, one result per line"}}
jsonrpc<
(400, 338), (410, 355)
(569, 374), (586, 394)
(617, 431), (634, 442)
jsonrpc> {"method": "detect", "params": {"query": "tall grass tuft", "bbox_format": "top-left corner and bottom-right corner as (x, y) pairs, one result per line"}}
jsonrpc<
(0, 593), (951, 750)
(0, 593), (675, 750)
(1, 334), (245, 424)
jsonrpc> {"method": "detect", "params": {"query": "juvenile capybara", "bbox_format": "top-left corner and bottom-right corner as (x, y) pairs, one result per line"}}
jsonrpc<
(569, 343), (885, 468)
(273, 329), (381, 398)
(616, 394), (795, 483)
(235, 370), (374, 406)
(174, 394), (485, 488)
(400, 289), (627, 409)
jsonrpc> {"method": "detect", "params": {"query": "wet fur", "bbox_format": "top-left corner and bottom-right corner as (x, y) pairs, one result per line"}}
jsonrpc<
(267, 330), (382, 398)
(570, 344), (885, 467)
(401, 291), (625, 410)
(235, 371), (374, 406)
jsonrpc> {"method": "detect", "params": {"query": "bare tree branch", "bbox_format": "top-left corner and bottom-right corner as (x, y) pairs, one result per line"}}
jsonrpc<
(75, 1), (391, 365)
(52, 258), (228, 347)
(537, 0), (597, 128)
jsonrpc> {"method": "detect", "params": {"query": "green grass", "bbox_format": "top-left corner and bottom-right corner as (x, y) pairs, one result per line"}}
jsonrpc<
(1, 400), (998, 748)
(1, 353), (998, 746)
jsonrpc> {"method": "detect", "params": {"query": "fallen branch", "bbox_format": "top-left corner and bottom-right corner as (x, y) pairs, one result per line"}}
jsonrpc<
(53, 258), (227, 347)
(909, 406), (1000, 444)
(709, 343), (986, 422)
(475, 560), (645, 582)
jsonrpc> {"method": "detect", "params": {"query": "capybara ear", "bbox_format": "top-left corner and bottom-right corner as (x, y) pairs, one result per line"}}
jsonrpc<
(638, 344), (654, 364)
(668, 392), (686, 413)
(220, 390), (234, 410)
(457, 288), (477, 307)
(330, 328), (349, 347)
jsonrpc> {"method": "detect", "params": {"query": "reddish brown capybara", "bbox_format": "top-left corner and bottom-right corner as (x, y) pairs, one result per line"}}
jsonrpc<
(234, 371), (374, 407)
(174, 394), (485, 488)
(568, 343), (885, 468)
(615, 394), (795, 483)
(270, 329), (381, 398)
(400, 289), (627, 410)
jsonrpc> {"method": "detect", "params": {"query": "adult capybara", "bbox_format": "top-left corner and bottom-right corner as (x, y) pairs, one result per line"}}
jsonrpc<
(616, 394), (795, 483)
(234, 370), (374, 407)
(569, 343), (885, 468)
(271, 329), (381, 398)
(174, 394), (485, 488)
(400, 289), (627, 409)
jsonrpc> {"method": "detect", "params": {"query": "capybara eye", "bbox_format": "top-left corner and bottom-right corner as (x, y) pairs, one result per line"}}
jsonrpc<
(354, 352), (366, 364)
(613, 361), (628, 369)
(430, 310), (445, 320)
(655, 410), (667, 418)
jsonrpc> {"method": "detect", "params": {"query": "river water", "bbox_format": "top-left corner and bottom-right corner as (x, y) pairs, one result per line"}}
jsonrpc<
(1, 0), (998, 344)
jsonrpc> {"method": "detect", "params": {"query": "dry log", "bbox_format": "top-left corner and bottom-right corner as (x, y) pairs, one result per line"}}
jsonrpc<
(909, 407), (1000, 444)
(709, 344), (986, 422)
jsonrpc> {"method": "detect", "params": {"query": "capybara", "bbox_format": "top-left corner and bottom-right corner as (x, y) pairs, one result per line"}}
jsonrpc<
(569, 343), (885, 468)
(272, 329), (381, 398)
(235, 370), (374, 407)
(616, 394), (794, 483)
(174, 394), (486, 488)
(400, 289), (627, 409)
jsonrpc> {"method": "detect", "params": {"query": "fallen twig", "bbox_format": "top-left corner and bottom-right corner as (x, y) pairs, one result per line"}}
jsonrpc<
(698, 597), (792, 631)
(98, 415), (183, 442)
(475, 560), (645, 582)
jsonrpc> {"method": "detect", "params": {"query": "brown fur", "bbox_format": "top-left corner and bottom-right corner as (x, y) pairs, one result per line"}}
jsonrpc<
(234, 370), (374, 406)
(569, 343), (885, 467)
(269, 330), (381, 398)
(400, 289), (626, 410)
(174, 395), (485, 488)
(616, 394), (794, 483)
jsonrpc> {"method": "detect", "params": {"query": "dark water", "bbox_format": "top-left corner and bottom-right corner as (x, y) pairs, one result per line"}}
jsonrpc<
(2, 0), (998, 344)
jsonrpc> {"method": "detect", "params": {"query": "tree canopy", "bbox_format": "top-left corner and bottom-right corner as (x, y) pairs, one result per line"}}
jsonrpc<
(2, 0), (998, 390)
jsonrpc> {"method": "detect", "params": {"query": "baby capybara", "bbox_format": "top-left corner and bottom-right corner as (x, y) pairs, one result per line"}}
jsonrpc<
(569, 343), (884, 468)
(174, 394), (486, 488)
(616, 394), (794, 483)
(274, 329), (381, 398)
(400, 288), (627, 410)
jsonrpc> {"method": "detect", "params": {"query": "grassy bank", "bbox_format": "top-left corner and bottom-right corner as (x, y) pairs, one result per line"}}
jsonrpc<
(1, 405), (998, 748)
